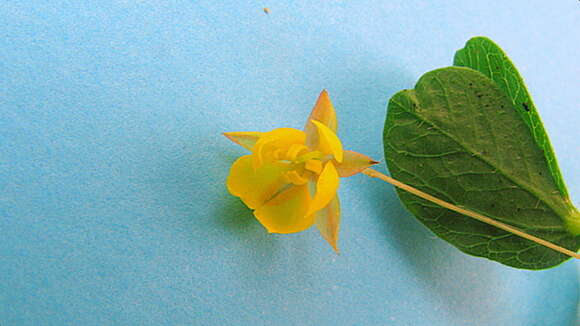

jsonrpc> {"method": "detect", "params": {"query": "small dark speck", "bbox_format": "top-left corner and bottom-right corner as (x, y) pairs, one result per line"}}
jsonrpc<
(522, 102), (530, 111)
(539, 171), (542, 176)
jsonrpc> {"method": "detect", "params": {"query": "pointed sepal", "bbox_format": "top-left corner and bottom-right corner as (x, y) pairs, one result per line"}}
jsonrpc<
(315, 196), (341, 253)
(223, 132), (263, 151)
(304, 90), (338, 147)
(336, 150), (379, 177)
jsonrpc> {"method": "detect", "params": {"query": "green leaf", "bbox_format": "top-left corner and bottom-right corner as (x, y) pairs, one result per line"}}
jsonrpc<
(454, 36), (568, 198)
(383, 66), (580, 269)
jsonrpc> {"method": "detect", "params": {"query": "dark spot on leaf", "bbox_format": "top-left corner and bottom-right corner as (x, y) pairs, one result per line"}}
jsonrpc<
(522, 102), (530, 111)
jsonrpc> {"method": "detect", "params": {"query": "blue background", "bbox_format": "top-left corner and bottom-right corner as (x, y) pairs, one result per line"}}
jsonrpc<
(1, 1), (579, 325)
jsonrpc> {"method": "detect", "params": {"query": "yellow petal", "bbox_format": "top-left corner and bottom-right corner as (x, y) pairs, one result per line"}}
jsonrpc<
(304, 90), (338, 147)
(254, 184), (314, 234)
(284, 170), (309, 185)
(252, 128), (306, 169)
(227, 155), (291, 209)
(311, 120), (344, 163)
(315, 196), (341, 253)
(304, 159), (323, 174)
(285, 144), (309, 161)
(307, 161), (340, 216)
(335, 150), (379, 177)
(223, 132), (264, 151)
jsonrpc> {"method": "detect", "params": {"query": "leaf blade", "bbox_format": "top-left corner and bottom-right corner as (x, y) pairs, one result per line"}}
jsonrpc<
(383, 66), (579, 269)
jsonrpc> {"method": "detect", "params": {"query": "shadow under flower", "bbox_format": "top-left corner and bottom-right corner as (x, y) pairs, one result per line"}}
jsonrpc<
(215, 195), (255, 233)
(213, 192), (283, 268)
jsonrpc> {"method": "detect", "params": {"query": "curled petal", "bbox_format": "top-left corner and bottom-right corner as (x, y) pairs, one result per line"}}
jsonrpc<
(336, 150), (379, 177)
(304, 159), (323, 174)
(304, 90), (338, 147)
(311, 120), (343, 163)
(223, 132), (263, 151)
(286, 144), (309, 161)
(254, 185), (314, 234)
(307, 161), (340, 216)
(227, 155), (291, 209)
(284, 170), (309, 185)
(252, 128), (306, 169)
(315, 196), (341, 253)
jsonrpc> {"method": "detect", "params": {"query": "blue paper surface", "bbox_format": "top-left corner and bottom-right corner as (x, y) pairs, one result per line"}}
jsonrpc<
(1, 1), (579, 325)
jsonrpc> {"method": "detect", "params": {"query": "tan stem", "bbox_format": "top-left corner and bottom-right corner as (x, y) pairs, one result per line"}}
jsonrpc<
(362, 168), (580, 260)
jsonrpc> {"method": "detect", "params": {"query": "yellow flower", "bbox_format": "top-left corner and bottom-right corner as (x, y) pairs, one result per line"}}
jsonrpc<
(224, 90), (377, 252)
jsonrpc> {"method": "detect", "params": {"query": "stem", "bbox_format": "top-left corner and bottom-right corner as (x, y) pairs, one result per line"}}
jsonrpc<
(362, 168), (580, 260)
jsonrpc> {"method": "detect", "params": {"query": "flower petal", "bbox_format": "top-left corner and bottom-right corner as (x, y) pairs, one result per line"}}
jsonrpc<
(315, 196), (341, 253)
(223, 132), (263, 151)
(335, 150), (379, 177)
(311, 120), (344, 163)
(227, 155), (291, 209)
(254, 184), (314, 233)
(252, 128), (306, 169)
(304, 159), (323, 174)
(307, 161), (340, 216)
(304, 90), (338, 147)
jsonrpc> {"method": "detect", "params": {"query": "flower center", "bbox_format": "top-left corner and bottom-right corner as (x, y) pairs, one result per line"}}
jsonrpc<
(272, 144), (325, 185)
